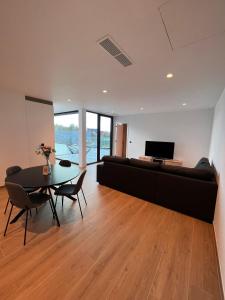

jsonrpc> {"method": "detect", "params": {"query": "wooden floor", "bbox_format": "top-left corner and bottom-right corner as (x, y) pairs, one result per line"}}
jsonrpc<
(0, 164), (223, 300)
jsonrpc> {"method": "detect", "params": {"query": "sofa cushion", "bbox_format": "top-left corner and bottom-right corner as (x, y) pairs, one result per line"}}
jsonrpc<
(130, 158), (160, 170)
(160, 164), (214, 181)
(102, 156), (130, 165)
(195, 157), (211, 169)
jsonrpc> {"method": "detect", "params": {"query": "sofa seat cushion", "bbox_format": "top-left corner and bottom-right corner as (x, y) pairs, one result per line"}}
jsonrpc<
(160, 164), (215, 181)
(102, 155), (130, 165)
(130, 158), (160, 170)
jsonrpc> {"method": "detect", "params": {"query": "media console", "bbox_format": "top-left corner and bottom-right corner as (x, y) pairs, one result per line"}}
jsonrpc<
(139, 155), (183, 166)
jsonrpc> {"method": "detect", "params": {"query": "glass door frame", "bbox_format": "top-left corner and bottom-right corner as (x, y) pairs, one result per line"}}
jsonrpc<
(54, 110), (79, 165)
(86, 110), (113, 165)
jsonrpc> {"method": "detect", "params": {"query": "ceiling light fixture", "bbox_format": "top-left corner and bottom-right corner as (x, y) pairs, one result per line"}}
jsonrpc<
(102, 90), (108, 94)
(67, 99), (72, 102)
(182, 103), (187, 106)
(140, 107), (144, 111)
(166, 73), (174, 79)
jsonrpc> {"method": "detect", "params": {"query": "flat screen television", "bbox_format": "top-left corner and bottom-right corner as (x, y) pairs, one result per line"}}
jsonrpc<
(145, 141), (175, 159)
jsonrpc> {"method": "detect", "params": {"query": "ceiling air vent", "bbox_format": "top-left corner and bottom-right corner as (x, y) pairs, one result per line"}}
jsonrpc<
(98, 35), (133, 67)
(114, 53), (132, 67)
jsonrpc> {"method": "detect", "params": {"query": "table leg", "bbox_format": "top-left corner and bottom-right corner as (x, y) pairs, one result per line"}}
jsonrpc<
(47, 188), (60, 227)
(10, 209), (26, 224)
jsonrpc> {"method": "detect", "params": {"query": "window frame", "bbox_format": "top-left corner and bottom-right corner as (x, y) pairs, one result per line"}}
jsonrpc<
(54, 110), (79, 165)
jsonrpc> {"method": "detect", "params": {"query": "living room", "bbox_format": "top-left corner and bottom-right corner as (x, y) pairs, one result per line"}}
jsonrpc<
(0, 0), (225, 299)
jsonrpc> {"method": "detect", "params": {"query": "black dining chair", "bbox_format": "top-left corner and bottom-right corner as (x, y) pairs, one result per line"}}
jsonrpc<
(54, 170), (87, 218)
(59, 160), (73, 183)
(4, 182), (60, 245)
(4, 166), (39, 214)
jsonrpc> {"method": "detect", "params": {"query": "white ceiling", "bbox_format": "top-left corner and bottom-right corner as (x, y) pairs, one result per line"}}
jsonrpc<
(0, 0), (225, 115)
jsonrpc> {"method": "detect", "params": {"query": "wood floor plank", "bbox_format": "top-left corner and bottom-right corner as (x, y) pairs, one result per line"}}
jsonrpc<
(13, 195), (143, 300)
(148, 214), (194, 300)
(63, 203), (151, 299)
(188, 285), (217, 300)
(189, 220), (222, 300)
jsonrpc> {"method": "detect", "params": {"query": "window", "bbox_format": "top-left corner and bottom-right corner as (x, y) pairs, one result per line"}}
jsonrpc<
(86, 111), (113, 164)
(54, 112), (79, 164)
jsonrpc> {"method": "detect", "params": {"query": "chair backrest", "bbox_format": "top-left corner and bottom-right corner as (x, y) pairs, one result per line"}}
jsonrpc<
(5, 182), (33, 209)
(76, 170), (87, 192)
(59, 160), (71, 167)
(6, 166), (22, 177)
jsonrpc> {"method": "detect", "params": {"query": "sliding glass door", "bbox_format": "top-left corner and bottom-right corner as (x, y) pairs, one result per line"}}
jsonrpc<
(86, 112), (113, 164)
(100, 115), (112, 159)
(54, 112), (79, 164)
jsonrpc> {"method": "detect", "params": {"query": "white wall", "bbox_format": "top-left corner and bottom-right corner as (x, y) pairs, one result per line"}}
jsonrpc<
(209, 88), (225, 294)
(0, 89), (29, 186)
(115, 108), (214, 167)
(26, 100), (55, 166)
(0, 88), (54, 186)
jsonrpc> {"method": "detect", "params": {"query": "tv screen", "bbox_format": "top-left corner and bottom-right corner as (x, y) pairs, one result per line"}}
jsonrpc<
(145, 141), (175, 159)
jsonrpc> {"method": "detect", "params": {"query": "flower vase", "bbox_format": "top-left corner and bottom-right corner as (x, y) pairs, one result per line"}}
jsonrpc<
(46, 158), (51, 175)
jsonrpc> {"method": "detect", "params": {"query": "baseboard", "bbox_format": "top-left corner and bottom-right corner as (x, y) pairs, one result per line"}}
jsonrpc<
(213, 226), (225, 300)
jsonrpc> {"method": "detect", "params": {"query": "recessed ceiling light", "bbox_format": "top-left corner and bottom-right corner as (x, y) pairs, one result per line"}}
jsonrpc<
(140, 107), (144, 111)
(67, 98), (71, 102)
(102, 90), (108, 94)
(182, 103), (187, 106)
(166, 73), (174, 79)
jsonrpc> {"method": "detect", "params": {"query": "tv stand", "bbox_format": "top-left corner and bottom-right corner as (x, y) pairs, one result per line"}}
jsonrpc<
(139, 156), (183, 166)
(152, 158), (164, 164)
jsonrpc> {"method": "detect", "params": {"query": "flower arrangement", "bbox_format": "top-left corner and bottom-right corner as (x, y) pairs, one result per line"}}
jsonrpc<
(36, 143), (56, 174)
(35, 143), (56, 159)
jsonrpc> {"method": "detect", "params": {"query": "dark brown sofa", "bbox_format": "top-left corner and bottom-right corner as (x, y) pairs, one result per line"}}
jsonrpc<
(96, 156), (218, 223)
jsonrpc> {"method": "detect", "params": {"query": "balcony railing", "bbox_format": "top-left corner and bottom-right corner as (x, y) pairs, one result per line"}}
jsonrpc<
(55, 143), (110, 164)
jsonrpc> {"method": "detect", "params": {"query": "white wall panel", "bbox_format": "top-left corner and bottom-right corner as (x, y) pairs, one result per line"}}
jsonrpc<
(209, 87), (225, 295)
(25, 100), (55, 166)
(115, 108), (214, 167)
(0, 89), (54, 186)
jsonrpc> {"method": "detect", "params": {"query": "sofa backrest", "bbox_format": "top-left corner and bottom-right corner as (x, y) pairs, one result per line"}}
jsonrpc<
(102, 156), (215, 182)
(102, 155), (130, 165)
(160, 164), (215, 181)
(129, 158), (160, 170)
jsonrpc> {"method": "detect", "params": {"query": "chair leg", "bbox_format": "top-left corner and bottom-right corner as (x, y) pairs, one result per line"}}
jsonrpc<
(81, 188), (87, 206)
(4, 204), (13, 236)
(29, 209), (32, 217)
(62, 196), (64, 207)
(24, 209), (29, 246)
(4, 198), (10, 214)
(36, 208), (38, 214)
(77, 194), (83, 219)
(49, 200), (55, 218)
(55, 195), (58, 206)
